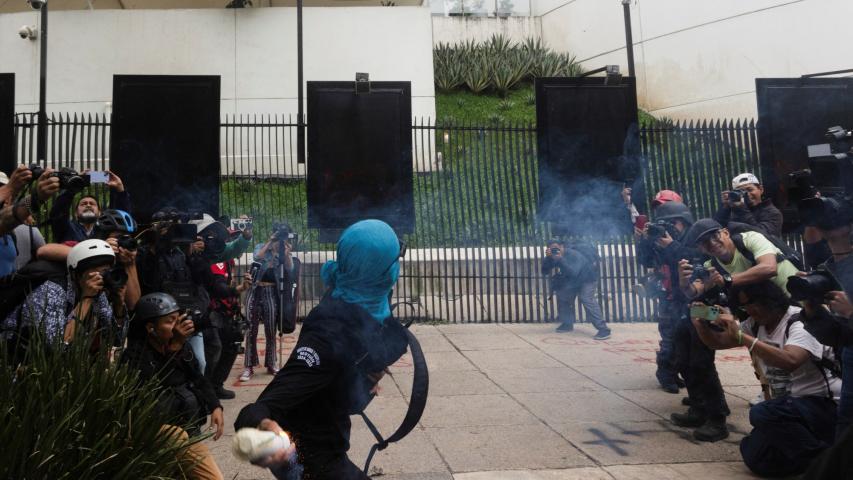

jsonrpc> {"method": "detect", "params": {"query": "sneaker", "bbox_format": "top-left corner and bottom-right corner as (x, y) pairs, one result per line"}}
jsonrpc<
(215, 386), (236, 400)
(676, 377), (685, 388)
(592, 329), (611, 341)
(749, 392), (765, 407)
(266, 366), (279, 376)
(239, 368), (253, 382)
(555, 323), (574, 333)
(693, 419), (729, 442)
(670, 409), (705, 428)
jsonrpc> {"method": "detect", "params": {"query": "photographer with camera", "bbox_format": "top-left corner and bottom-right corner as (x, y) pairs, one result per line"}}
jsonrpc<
(49, 169), (130, 243)
(541, 238), (610, 340)
(0, 165), (61, 236)
(121, 292), (225, 480)
(2, 239), (128, 355)
(691, 281), (839, 477)
(241, 223), (299, 382)
(714, 173), (783, 238)
(635, 193), (693, 393)
(188, 214), (254, 399)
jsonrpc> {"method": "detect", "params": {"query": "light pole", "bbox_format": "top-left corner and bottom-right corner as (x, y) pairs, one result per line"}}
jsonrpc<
(28, 0), (48, 164)
(621, 0), (635, 78)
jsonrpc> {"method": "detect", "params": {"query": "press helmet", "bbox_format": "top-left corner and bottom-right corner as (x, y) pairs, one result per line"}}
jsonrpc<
(652, 190), (683, 207)
(66, 239), (115, 273)
(654, 201), (694, 225)
(135, 293), (181, 321)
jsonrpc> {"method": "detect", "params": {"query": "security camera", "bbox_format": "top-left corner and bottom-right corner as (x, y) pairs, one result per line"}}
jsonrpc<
(27, 0), (47, 10)
(18, 25), (38, 40)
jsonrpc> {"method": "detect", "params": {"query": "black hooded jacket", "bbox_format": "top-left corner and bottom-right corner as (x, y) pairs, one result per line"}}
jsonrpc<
(234, 296), (408, 466)
(713, 198), (783, 238)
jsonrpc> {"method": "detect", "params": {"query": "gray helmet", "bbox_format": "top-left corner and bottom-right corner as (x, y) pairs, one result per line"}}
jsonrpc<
(654, 201), (694, 225)
(683, 218), (724, 247)
(135, 293), (180, 321)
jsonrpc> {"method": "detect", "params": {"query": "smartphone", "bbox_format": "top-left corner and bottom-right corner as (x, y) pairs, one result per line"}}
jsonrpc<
(689, 304), (721, 322)
(635, 214), (648, 230)
(88, 171), (109, 184)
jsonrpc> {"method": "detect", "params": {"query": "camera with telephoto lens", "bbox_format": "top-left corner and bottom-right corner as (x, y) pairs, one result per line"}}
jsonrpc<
(117, 234), (138, 251)
(788, 125), (853, 229)
(786, 269), (841, 302)
(101, 265), (128, 292)
(29, 164), (90, 194)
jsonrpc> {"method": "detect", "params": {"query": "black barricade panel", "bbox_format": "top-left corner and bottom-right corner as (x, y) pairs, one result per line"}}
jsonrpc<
(756, 77), (853, 231)
(110, 75), (221, 222)
(306, 81), (414, 236)
(0, 73), (13, 175)
(536, 77), (642, 237)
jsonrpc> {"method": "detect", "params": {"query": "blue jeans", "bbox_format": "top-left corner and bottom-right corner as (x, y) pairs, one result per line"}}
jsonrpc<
(740, 395), (837, 477)
(838, 347), (853, 439)
(186, 332), (206, 375)
(555, 280), (608, 332)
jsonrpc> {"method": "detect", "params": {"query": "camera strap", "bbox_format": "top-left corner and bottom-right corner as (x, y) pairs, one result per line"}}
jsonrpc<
(360, 327), (429, 475)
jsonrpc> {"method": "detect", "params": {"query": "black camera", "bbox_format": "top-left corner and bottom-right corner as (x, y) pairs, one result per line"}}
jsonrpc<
(101, 266), (128, 292)
(727, 190), (743, 203)
(29, 164), (90, 194)
(151, 210), (204, 223)
(550, 247), (560, 255)
(272, 222), (298, 245)
(690, 263), (711, 282)
(181, 308), (203, 322)
(117, 234), (138, 251)
(786, 270), (840, 302)
(646, 221), (669, 240)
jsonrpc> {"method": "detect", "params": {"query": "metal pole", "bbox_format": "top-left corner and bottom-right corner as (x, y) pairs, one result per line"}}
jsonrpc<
(37, 1), (48, 164)
(621, 0), (635, 78)
(296, 0), (305, 164)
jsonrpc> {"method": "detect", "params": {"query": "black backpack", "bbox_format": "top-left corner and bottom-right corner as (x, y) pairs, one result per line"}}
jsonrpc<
(713, 222), (804, 271)
(0, 259), (67, 322)
(566, 239), (601, 266)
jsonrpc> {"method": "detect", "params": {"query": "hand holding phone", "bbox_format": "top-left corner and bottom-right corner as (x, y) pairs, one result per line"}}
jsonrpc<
(88, 171), (109, 184)
(689, 304), (721, 322)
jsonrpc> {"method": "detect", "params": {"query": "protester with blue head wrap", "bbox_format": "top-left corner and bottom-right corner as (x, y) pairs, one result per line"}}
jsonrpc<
(320, 219), (401, 323)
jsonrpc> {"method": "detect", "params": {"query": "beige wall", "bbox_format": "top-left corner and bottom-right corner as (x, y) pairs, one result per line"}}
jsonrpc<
(431, 15), (541, 45)
(538, 0), (853, 120)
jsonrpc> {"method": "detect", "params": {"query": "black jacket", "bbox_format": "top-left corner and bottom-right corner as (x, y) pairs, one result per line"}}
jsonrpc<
(541, 248), (597, 291)
(234, 296), (408, 468)
(50, 189), (132, 243)
(713, 198), (783, 238)
(120, 339), (221, 433)
(637, 232), (697, 304)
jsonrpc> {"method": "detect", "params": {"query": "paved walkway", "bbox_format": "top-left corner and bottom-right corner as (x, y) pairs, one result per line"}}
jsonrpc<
(209, 323), (762, 479)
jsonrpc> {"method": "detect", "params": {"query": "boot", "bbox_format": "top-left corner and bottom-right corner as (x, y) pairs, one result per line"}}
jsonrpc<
(693, 418), (729, 442)
(215, 386), (236, 400)
(670, 409), (705, 428)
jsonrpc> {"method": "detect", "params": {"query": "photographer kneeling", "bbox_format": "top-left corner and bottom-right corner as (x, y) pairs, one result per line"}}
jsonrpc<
(121, 293), (224, 480)
(691, 281), (839, 478)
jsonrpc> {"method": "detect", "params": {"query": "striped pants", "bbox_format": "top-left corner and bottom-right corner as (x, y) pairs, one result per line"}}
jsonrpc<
(244, 285), (277, 369)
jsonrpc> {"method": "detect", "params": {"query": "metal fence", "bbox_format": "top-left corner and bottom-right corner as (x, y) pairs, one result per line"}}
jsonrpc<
(11, 113), (763, 323)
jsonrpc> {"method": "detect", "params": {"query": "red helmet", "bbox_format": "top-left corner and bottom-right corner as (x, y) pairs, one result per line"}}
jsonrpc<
(652, 190), (682, 207)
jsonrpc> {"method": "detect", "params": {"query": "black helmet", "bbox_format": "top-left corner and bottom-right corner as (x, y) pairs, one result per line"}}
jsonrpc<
(654, 201), (694, 225)
(135, 293), (180, 321)
(96, 209), (137, 234)
(683, 218), (724, 247)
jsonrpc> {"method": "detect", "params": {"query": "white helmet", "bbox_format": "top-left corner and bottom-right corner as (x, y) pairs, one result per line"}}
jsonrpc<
(732, 172), (760, 189)
(67, 239), (115, 272)
(189, 213), (218, 234)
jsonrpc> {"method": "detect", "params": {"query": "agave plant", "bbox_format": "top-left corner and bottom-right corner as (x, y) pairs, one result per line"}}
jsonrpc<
(485, 33), (513, 57)
(0, 328), (204, 479)
(464, 54), (492, 94)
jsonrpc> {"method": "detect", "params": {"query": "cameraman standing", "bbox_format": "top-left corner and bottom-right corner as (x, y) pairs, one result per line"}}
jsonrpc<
(714, 173), (783, 238)
(636, 199), (694, 393)
(542, 239), (611, 340)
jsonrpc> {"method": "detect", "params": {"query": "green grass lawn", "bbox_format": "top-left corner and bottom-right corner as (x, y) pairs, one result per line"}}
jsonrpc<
(436, 82), (659, 126)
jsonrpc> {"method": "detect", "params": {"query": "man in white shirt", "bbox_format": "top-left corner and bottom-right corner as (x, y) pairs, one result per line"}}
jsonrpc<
(692, 281), (840, 477)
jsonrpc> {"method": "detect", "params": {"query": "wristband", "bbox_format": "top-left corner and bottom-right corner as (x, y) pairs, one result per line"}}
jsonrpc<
(749, 337), (759, 353)
(737, 330), (743, 346)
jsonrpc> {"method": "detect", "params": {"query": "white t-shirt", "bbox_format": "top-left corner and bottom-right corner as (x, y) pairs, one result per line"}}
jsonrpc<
(741, 306), (840, 400)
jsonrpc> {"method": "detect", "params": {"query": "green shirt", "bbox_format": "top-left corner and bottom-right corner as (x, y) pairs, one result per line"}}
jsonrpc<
(704, 231), (800, 296)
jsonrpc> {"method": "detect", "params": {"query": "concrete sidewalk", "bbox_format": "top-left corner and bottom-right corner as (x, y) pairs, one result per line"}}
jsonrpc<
(210, 323), (762, 479)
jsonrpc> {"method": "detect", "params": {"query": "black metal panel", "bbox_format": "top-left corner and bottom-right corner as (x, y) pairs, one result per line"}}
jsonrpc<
(756, 77), (853, 230)
(0, 73), (13, 175)
(306, 81), (414, 236)
(110, 75), (220, 222)
(535, 77), (642, 237)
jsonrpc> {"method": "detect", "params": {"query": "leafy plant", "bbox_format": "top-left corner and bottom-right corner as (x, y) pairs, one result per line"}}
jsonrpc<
(497, 99), (515, 111)
(464, 54), (492, 94)
(524, 92), (536, 106)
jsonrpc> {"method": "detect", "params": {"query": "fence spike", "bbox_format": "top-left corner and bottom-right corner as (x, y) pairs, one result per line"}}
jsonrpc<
(735, 118), (742, 129)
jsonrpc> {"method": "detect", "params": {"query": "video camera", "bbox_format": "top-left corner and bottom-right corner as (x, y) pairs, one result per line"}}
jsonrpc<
(787, 269), (841, 302)
(29, 164), (90, 194)
(150, 210), (204, 246)
(788, 125), (853, 229)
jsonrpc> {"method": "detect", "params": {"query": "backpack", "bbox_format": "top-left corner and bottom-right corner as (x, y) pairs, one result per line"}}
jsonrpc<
(566, 239), (601, 266)
(0, 260), (67, 323)
(784, 316), (843, 380)
(721, 222), (804, 271)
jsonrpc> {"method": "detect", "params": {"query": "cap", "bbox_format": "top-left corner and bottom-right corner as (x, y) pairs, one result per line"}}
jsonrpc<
(652, 190), (683, 207)
(683, 218), (723, 247)
(732, 173), (760, 189)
